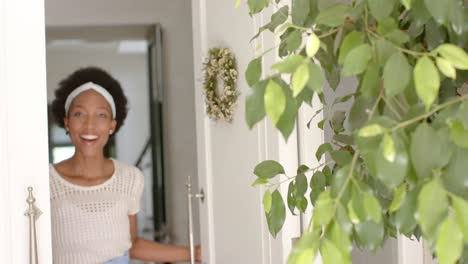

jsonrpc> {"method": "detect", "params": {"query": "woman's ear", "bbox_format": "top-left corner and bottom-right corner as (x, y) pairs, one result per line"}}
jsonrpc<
(64, 117), (69, 132)
(111, 119), (117, 134)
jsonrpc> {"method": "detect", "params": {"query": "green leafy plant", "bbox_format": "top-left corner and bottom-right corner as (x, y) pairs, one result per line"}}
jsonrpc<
(243, 0), (468, 263)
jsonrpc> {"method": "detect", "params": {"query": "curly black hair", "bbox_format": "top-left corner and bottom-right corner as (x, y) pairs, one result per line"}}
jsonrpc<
(51, 66), (128, 134)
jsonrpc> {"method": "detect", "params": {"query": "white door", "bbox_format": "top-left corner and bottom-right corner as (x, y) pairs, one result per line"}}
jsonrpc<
(0, 0), (52, 263)
(191, 1), (302, 264)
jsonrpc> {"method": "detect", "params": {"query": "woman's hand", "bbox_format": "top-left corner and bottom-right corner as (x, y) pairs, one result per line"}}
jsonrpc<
(195, 245), (202, 262)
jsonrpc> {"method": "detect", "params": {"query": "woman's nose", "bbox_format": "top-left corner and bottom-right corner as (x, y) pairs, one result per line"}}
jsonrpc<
(84, 116), (96, 129)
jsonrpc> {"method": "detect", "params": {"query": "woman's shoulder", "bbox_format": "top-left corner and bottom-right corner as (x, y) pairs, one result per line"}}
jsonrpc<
(113, 159), (144, 181)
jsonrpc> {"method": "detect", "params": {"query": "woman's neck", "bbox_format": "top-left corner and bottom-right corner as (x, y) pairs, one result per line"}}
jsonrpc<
(68, 152), (110, 179)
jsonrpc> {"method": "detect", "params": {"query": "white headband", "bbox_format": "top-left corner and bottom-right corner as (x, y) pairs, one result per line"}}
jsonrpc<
(64, 82), (116, 119)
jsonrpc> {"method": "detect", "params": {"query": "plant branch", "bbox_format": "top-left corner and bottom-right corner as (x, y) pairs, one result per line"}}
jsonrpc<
(317, 27), (341, 39)
(391, 94), (468, 132)
(367, 30), (432, 58)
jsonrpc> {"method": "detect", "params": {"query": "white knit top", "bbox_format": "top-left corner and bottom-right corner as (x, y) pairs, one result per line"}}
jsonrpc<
(49, 159), (144, 264)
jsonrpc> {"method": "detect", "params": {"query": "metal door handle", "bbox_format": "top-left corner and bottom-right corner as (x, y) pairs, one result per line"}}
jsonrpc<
(25, 187), (42, 264)
(186, 176), (204, 264)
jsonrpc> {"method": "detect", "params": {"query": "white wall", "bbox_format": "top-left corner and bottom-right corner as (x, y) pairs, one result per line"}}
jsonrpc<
(45, 0), (199, 255)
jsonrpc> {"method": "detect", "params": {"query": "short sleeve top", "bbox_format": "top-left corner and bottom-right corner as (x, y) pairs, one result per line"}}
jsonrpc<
(49, 159), (144, 264)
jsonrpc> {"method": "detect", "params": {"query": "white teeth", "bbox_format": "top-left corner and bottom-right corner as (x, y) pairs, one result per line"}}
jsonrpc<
(81, 134), (98, 140)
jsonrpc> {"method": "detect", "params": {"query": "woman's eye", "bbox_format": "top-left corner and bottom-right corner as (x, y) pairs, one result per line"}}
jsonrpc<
(73, 112), (82, 117)
(98, 113), (108, 118)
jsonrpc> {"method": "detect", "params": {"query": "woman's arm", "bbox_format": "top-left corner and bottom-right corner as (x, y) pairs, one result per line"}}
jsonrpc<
(128, 214), (201, 262)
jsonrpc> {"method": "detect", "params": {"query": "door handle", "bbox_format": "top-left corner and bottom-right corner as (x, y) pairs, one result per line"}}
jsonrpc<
(186, 176), (204, 264)
(25, 187), (42, 264)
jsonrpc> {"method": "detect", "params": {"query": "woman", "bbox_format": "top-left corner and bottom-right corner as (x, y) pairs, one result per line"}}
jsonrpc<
(50, 67), (201, 264)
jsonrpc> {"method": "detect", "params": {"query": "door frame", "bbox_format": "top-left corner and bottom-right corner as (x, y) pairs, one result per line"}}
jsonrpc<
(0, 0), (52, 263)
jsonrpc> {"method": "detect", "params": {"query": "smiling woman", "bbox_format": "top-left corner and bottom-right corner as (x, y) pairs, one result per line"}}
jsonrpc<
(48, 67), (201, 263)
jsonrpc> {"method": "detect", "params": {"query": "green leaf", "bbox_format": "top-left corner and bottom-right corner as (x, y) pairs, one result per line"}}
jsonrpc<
(331, 150), (352, 166)
(364, 192), (383, 223)
(368, 0), (396, 21)
(248, 0), (269, 14)
(254, 160), (285, 179)
(292, 0), (310, 26)
(425, 19), (447, 50)
(266, 6), (289, 32)
(360, 63), (381, 98)
(436, 57), (456, 79)
(310, 171), (326, 205)
(452, 195), (468, 243)
(252, 178), (269, 187)
(384, 52), (411, 97)
(333, 134), (354, 145)
(338, 31), (364, 64)
(349, 96), (376, 130)
(287, 230), (319, 264)
(265, 80), (286, 125)
(410, 123), (444, 179)
(315, 4), (351, 27)
(437, 44), (468, 70)
(446, 148), (468, 199)
(377, 17), (398, 35)
(306, 63), (325, 93)
(448, 120), (468, 148)
(306, 33), (320, 57)
(342, 44), (373, 76)
(358, 124), (386, 137)
(330, 110), (346, 134)
(316, 143), (333, 161)
(337, 203), (353, 232)
(267, 190), (286, 238)
(295, 173), (308, 212)
(331, 165), (351, 198)
(418, 179), (448, 241)
(376, 133), (408, 189)
(320, 239), (348, 264)
(246, 80), (267, 129)
(401, 0), (412, 9)
(350, 188), (368, 223)
(414, 56), (440, 110)
(424, 0), (449, 24)
(276, 80), (299, 140)
(281, 29), (303, 53)
(448, 0), (465, 35)
(393, 186), (419, 235)
(374, 38), (398, 65)
(297, 165), (309, 174)
(382, 133), (396, 162)
(263, 190), (273, 213)
(354, 220), (385, 251)
(390, 183), (407, 213)
(292, 63), (310, 97)
(271, 55), (306, 73)
(245, 58), (262, 87)
(288, 181), (297, 215)
(329, 222), (352, 259)
(436, 217), (463, 264)
(313, 189), (334, 227)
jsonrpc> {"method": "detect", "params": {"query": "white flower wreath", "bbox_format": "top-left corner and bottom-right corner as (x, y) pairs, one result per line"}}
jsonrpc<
(202, 47), (239, 122)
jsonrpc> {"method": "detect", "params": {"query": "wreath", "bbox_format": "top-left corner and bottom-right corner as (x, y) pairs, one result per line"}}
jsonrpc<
(202, 47), (239, 122)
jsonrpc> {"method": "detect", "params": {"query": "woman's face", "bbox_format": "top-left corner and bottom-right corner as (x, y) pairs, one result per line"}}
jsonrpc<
(64, 89), (117, 157)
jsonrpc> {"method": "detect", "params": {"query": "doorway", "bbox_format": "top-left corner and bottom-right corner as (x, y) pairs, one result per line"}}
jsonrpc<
(46, 24), (168, 263)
